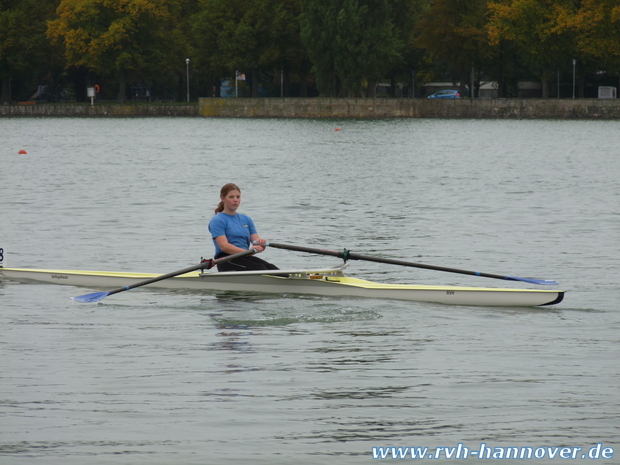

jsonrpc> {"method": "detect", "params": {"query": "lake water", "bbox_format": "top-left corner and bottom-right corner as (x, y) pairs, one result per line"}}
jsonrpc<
(1, 117), (619, 464)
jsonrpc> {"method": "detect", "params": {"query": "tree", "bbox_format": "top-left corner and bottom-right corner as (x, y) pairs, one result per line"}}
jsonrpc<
(414, 0), (496, 97)
(191, 0), (305, 97)
(0, 0), (58, 103)
(487, 0), (577, 98)
(300, 0), (402, 97)
(48, 0), (188, 103)
(387, 0), (427, 97)
(555, 0), (620, 73)
(299, 0), (337, 96)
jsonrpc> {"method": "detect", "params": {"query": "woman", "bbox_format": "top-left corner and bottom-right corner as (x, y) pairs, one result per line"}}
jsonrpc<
(208, 183), (279, 272)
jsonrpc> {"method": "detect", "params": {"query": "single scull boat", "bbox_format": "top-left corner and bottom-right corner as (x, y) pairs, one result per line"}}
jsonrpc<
(0, 264), (564, 307)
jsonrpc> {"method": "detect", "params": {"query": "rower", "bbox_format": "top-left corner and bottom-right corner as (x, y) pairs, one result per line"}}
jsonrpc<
(208, 183), (279, 272)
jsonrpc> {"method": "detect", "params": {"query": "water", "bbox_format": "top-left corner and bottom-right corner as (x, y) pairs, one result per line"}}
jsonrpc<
(1, 117), (619, 464)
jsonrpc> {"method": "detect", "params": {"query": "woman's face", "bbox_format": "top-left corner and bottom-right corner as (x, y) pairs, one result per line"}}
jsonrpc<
(221, 189), (241, 213)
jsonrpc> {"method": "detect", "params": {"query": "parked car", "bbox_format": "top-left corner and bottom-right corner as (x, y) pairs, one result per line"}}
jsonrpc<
(427, 90), (461, 99)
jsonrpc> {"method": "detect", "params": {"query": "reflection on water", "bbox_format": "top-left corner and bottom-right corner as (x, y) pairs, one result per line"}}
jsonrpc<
(214, 327), (256, 352)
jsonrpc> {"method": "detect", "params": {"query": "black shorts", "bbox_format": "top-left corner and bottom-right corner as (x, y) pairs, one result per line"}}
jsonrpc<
(215, 253), (279, 272)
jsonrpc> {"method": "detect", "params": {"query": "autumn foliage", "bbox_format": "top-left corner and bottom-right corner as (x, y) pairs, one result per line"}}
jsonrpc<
(1, 0), (618, 102)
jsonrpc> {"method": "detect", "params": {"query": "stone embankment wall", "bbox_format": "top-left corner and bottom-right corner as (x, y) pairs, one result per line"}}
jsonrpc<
(199, 98), (620, 119)
(1, 104), (198, 117)
(2, 98), (619, 119)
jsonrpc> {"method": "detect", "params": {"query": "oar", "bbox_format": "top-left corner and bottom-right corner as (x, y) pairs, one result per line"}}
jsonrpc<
(71, 249), (258, 303)
(262, 242), (558, 285)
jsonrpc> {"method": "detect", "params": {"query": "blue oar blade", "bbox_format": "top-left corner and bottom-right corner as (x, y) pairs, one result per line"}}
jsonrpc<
(71, 291), (110, 303)
(506, 276), (558, 285)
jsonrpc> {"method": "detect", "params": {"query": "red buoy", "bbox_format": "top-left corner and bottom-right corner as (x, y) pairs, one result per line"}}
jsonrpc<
(18, 150), (27, 154)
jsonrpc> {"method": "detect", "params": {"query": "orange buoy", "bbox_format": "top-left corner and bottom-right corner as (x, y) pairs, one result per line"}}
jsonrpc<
(18, 150), (27, 154)
(334, 128), (341, 131)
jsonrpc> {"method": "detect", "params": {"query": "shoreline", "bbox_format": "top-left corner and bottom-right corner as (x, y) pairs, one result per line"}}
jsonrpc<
(1, 98), (619, 119)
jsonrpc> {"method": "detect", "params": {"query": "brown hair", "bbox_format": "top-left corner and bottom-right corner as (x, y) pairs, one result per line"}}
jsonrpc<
(214, 183), (241, 213)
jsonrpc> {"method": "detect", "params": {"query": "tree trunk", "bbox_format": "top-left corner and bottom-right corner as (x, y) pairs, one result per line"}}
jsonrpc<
(541, 69), (552, 98)
(299, 72), (308, 97)
(1, 77), (11, 104)
(578, 74), (585, 98)
(282, 69), (289, 97)
(367, 79), (377, 98)
(541, 79), (550, 98)
(299, 59), (311, 97)
(458, 69), (468, 97)
(497, 70), (507, 98)
(496, 42), (507, 98)
(252, 68), (259, 98)
(118, 74), (127, 104)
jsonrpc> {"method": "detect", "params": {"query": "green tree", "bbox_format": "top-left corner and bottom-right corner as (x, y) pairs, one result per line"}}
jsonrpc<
(387, 0), (427, 97)
(556, 0), (620, 74)
(0, 0), (58, 102)
(487, 0), (577, 97)
(414, 0), (495, 97)
(191, 0), (305, 97)
(299, 0), (337, 96)
(300, 0), (402, 97)
(48, 0), (188, 103)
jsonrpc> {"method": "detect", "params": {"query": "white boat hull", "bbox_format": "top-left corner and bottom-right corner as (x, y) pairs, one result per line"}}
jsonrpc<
(0, 266), (565, 307)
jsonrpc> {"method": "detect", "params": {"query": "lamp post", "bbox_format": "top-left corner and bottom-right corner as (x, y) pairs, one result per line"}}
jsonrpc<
(185, 58), (190, 103)
(572, 59), (576, 99)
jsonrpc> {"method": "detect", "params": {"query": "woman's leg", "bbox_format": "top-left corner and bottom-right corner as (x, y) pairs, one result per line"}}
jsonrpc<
(216, 254), (279, 272)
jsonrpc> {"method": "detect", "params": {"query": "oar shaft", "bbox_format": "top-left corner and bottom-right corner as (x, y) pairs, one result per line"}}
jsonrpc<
(265, 242), (556, 285)
(267, 242), (481, 274)
(106, 249), (257, 296)
(73, 249), (259, 302)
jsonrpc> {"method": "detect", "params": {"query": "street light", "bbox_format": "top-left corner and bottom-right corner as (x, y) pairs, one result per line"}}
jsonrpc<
(186, 58), (190, 103)
(572, 59), (576, 99)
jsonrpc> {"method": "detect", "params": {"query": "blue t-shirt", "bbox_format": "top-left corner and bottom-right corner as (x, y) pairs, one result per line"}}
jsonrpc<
(209, 212), (258, 256)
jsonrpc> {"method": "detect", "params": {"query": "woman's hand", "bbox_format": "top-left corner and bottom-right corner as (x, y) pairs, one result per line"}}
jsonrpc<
(251, 237), (268, 253)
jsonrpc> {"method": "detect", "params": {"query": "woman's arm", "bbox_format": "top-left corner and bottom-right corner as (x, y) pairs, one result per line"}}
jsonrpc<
(215, 235), (265, 254)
